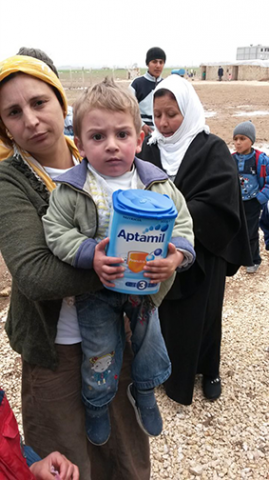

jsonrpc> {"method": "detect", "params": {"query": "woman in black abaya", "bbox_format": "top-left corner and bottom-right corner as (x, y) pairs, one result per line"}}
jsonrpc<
(139, 74), (251, 405)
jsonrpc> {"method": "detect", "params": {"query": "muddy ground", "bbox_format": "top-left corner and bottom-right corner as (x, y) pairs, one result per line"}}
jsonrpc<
(65, 78), (269, 149)
(194, 81), (269, 149)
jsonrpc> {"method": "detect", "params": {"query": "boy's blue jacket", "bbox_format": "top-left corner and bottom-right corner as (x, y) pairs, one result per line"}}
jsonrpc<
(43, 157), (195, 307)
(233, 149), (269, 204)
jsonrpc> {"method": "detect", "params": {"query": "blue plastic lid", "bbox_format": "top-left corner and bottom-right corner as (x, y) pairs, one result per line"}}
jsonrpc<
(112, 189), (177, 219)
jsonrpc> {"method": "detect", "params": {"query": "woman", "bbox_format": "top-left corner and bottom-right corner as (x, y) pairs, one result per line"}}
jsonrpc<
(139, 74), (251, 405)
(0, 55), (150, 480)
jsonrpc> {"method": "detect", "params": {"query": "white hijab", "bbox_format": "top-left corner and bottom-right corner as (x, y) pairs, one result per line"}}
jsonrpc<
(149, 75), (210, 176)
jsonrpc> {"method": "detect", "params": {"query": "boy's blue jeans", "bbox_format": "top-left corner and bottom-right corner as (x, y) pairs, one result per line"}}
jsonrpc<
(75, 290), (171, 409)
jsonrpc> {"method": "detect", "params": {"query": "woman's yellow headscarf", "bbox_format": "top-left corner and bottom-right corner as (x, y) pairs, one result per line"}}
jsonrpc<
(0, 55), (80, 191)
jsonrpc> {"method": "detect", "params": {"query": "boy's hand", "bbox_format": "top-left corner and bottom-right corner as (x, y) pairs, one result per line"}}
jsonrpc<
(93, 237), (125, 287)
(143, 243), (184, 283)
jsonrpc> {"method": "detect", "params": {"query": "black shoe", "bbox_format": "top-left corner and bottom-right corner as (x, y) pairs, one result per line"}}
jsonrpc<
(202, 376), (221, 400)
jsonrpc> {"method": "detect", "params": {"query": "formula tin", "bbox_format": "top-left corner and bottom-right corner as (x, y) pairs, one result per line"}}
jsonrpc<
(106, 189), (177, 294)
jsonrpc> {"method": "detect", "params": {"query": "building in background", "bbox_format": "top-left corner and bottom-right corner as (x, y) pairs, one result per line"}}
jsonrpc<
(236, 45), (269, 61)
(200, 60), (269, 81)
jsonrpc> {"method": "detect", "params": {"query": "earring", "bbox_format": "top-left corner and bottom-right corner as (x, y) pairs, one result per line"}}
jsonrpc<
(6, 129), (13, 140)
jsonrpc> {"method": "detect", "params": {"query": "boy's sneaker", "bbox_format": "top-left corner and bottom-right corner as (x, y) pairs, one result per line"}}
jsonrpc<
(85, 405), (110, 446)
(246, 264), (259, 273)
(127, 383), (162, 437)
(202, 376), (221, 400)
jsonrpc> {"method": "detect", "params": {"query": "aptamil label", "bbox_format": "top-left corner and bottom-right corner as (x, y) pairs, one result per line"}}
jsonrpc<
(106, 190), (177, 295)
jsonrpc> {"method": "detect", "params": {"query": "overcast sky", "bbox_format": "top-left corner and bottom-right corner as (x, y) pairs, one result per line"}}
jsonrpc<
(1, 0), (269, 69)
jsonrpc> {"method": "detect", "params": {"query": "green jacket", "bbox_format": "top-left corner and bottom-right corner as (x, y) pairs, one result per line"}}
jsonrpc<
(0, 156), (103, 370)
(43, 158), (195, 307)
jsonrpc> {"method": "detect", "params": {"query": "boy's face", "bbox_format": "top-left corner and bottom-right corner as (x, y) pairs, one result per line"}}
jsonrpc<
(76, 109), (144, 177)
(148, 59), (165, 78)
(233, 134), (252, 155)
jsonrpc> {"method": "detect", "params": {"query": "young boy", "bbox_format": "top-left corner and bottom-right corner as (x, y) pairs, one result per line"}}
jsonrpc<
(233, 120), (269, 273)
(43, 79), (195, 446)
(130, 47), (166, 136)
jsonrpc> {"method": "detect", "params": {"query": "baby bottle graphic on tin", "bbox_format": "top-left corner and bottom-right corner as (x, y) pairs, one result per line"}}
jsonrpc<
(106, 189), (177, 295)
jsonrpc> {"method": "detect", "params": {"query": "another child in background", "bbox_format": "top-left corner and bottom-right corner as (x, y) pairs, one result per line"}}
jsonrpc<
(233, 121), (269, 273)
(63, 105), (74, 137)
(43, 79), (195, 446)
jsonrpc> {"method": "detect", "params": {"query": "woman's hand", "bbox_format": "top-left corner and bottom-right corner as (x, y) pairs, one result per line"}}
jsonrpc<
(93, 237), (125, 287)
(143, 243), (184, 283)
(29, 451), (79, 479)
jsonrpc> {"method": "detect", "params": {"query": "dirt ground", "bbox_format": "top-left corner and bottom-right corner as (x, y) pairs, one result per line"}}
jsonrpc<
(193, 81), (269, 149)
(1, 80), (269, 479)
(65, 78), (269, 149)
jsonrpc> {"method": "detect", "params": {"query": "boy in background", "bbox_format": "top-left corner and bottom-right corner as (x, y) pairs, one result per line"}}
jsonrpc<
(233, 121), (269, 272)
(43, 79), (195, 446)
(130, 47), (166, 135)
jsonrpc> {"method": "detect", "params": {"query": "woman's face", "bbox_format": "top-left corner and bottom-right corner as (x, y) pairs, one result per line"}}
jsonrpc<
(154, 93), (184, 137)
(0, 73), (65, 156)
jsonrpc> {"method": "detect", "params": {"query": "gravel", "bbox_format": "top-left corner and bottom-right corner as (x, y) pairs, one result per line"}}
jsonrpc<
(1, 242), (269, 479)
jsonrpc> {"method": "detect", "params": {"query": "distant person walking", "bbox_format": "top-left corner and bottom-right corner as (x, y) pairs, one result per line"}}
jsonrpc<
(218, 66), (224, 81)
(130, 47), (166, 136)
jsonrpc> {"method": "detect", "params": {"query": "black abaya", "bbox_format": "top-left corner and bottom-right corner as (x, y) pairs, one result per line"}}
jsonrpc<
(159, 245), (226, 404)
(139, 132), (252, 404)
